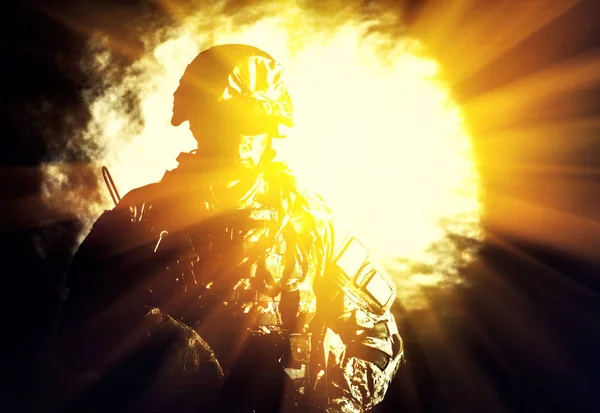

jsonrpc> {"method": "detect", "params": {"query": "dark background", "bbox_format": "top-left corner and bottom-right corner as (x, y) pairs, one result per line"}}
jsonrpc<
(2, 0), (600, 412)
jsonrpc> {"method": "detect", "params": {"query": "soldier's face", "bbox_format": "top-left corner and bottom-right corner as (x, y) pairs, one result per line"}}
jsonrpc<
(189, 114), (270, 168)
(175, 86), (272, 168)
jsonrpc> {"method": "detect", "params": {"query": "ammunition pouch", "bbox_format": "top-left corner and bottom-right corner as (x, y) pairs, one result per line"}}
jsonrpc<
(328, 234), (395, 316)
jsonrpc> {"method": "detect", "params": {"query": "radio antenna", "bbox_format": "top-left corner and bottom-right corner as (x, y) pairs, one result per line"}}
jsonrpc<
(101, 166), (121, 206)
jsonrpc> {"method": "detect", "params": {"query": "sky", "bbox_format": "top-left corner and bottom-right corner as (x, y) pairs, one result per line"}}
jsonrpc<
(2, 1), (600, 412)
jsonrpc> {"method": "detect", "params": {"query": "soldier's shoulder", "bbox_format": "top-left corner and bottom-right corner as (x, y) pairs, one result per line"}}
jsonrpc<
(265, 161), (328, 205)
(116, 182), (164, 209)
(82, 182), (160, 236)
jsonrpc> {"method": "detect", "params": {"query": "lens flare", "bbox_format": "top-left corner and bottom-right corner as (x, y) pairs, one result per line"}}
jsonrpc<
(43, 3), (482, 309)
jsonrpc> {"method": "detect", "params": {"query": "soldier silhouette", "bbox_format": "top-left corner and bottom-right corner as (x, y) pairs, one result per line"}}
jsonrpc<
(58, 44), (404, 413)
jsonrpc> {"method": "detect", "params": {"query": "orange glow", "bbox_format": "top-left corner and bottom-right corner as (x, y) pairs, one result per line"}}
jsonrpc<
(42, 2), (482, 309)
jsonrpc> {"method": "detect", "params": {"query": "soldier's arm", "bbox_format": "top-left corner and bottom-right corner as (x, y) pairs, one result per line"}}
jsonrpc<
(59, 185), (166, 371)
(63, 185), (161, 318)
(281, 171), (404, 411)
(314, 228), (404, 412)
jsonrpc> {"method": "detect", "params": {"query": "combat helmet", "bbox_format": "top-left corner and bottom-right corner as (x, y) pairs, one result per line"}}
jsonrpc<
(172, 44), (293, 139)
